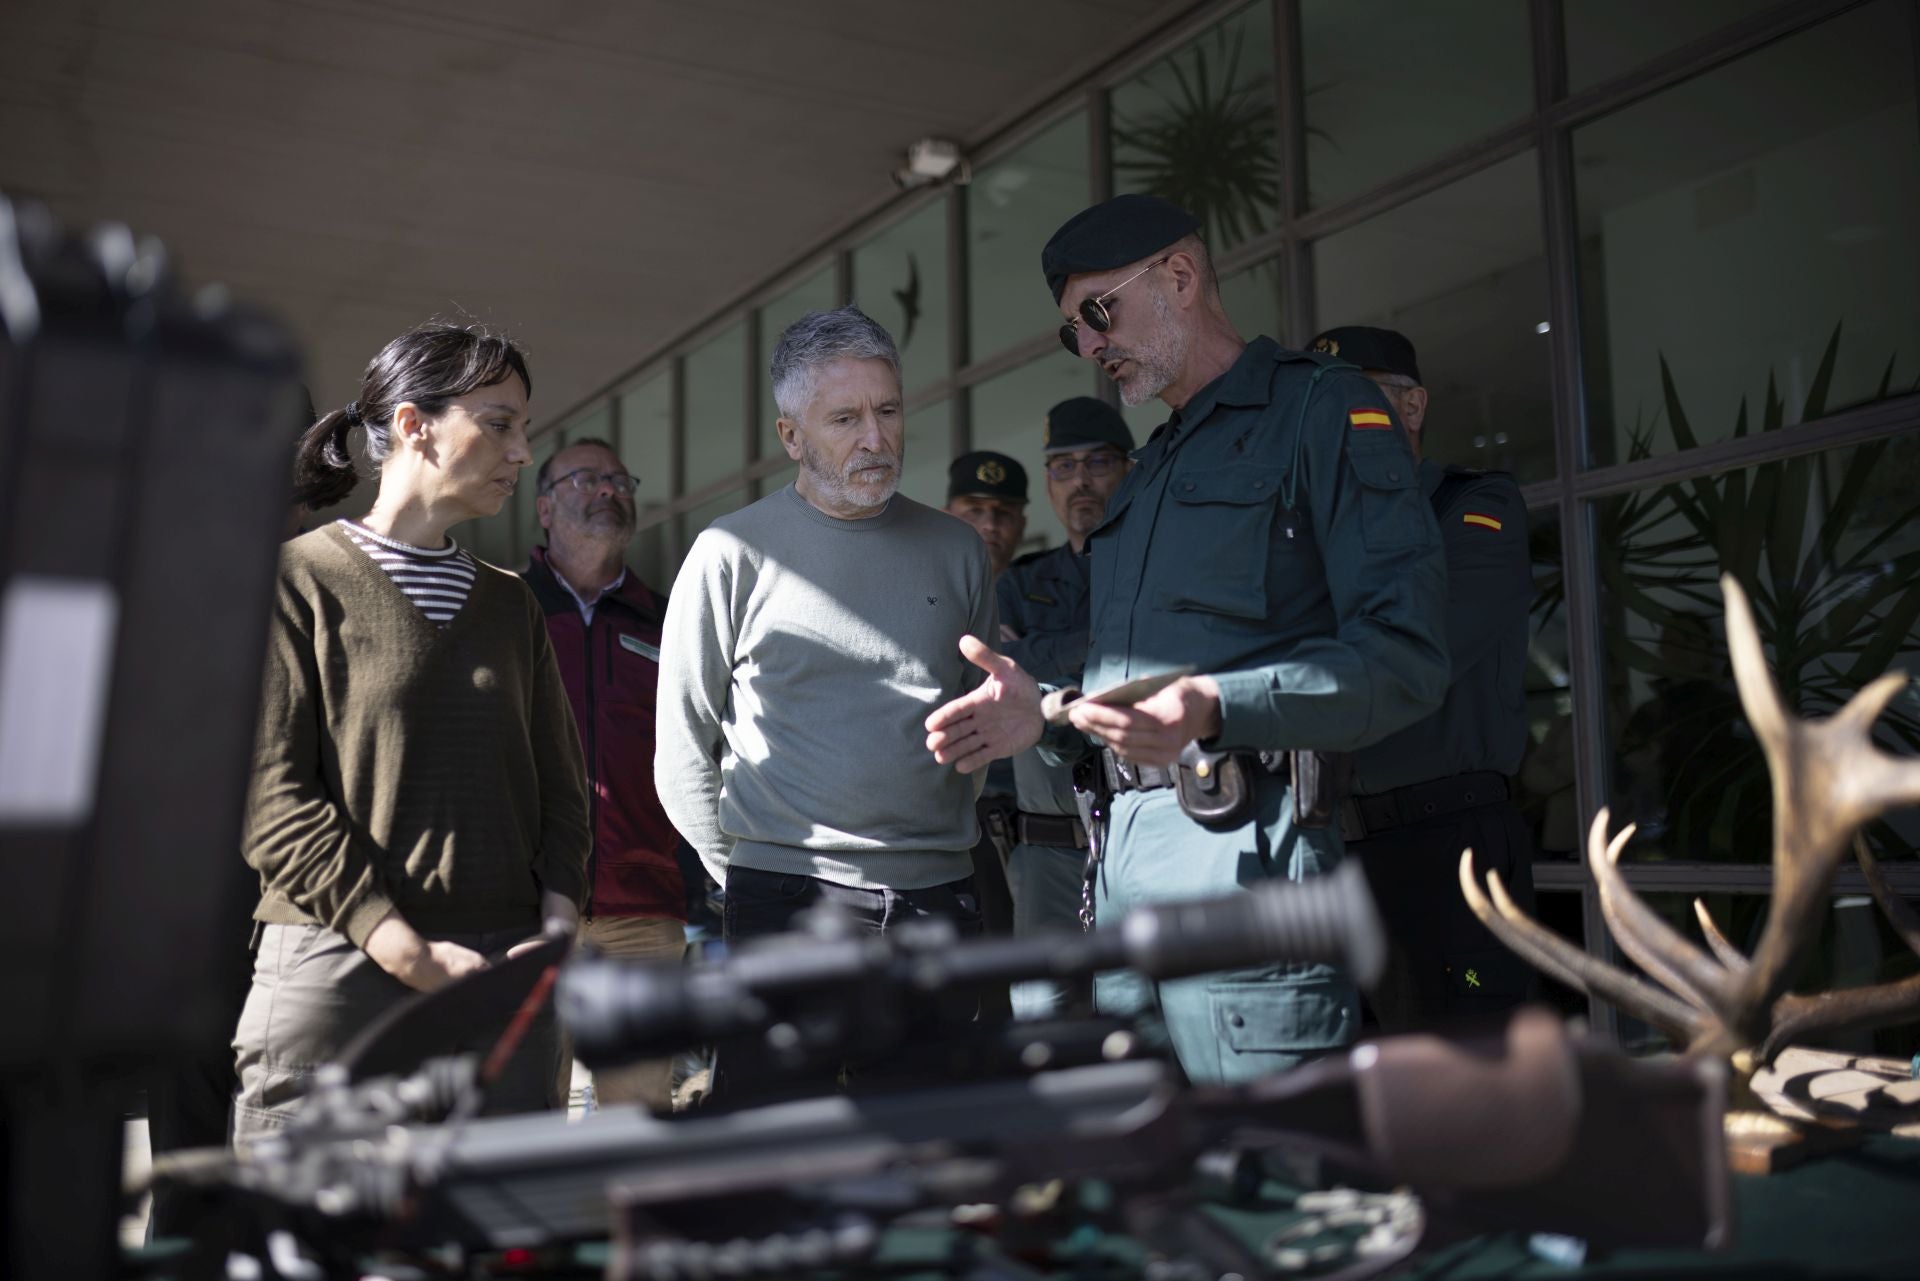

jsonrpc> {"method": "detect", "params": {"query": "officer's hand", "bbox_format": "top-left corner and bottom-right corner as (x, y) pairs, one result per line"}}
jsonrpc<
(999, 623), (1022, 643)
(1067, 675), (1223, 768)
(925, 635), (1043, 773)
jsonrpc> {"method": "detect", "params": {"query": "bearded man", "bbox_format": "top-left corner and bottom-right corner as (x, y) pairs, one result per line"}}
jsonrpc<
(521, 439), (686, 1112)
(654, 305), (997, 1104)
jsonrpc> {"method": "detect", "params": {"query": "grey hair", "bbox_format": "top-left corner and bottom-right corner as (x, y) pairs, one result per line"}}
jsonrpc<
(769, 305), (901, 423)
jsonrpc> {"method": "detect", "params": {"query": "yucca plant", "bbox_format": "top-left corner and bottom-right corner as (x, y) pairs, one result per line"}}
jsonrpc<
(1534, 325), (1920, 864)
(1111, 19), (1280, 250)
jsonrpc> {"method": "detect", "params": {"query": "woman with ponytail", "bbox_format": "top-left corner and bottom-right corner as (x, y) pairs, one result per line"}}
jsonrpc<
(234, 322), (589, 1140)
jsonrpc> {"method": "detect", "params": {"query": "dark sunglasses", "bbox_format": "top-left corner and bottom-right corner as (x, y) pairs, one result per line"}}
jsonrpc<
(1058, 256), (1171, 356)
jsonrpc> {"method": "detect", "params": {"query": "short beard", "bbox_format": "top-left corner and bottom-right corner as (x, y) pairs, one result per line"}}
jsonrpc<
(801, 439), (900, 513)
(1110, 288), (1189, 406)
(560, 505), (635, 546)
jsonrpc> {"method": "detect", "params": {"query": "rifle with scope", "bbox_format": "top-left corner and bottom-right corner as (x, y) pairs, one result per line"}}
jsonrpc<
(146, 865), (1732, 1281)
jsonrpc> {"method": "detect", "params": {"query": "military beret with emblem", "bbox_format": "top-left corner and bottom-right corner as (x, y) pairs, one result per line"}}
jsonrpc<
(1040, 194), (1202, 303)
(1308, 325), (1422, 385)
(1042, 396), (1135, 455)
(947, 450), (1028, 502)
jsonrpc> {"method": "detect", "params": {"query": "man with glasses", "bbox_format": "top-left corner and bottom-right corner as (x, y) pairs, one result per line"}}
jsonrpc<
(996, 397), (1134, 1018)
(925, 194), (1449, 1084)
(1308, 326), (1536, 1033)
(522, 438), (688, 1113)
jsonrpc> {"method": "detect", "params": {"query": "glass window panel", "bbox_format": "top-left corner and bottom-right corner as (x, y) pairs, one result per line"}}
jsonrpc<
(970, 356), (1100, 555)
(566, 404), (611, 451)
(758, 266), (839, 455)
(1220, 255), (1284, 344)
(1565, 1), (1774, 91)
(1598, 432), (1920, 866)
(1517, 504), (1578, 860)
(896, 398), (953, 513)
(1302, 0), (1531, 208)
(631, 512), (669, 591)
(1574, 2), (1920, 466)
(683, 322), (748, 493)
(853, 201), (949, 396)
(969, 112), (1088, 362)
(617, 373), (673, 509)
(1610, 893), (1920, 1057)
(1312, 152), (1556, 482)
(1110, 0), (1278, 254)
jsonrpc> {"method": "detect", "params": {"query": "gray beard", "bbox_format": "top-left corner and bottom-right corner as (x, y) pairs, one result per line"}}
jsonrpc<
(1114, 290), (1189, 406)
(801, 441), (901, 512)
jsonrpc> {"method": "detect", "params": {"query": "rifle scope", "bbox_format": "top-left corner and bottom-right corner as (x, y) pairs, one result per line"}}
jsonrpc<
(559, 861), (1384, 1067)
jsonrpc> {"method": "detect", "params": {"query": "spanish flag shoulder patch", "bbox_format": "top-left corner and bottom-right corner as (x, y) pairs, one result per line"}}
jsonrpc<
(1462, 512), (1503, 531)
(1349, 408), (1393, 431)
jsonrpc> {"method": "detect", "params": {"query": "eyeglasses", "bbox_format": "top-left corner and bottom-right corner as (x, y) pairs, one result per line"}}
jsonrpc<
(1044, 451), (1126, 482)
(1058, 256), (1171, 355)
(545, 467), (637, 496)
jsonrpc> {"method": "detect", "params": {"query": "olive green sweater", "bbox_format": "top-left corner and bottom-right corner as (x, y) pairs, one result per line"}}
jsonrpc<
(244, 524), (590, 947)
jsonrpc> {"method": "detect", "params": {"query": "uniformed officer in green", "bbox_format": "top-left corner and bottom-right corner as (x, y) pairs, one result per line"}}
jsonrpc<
(997, 397), (1134, 1017)
(1310, 326), (1537, 1031)
(945, 451), (1029, 578)
(945, 451), (1029, 974)
(925, 195), (1449, 1083)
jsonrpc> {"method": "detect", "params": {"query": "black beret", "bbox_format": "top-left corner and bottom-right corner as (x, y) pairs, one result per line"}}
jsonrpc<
(1042, 397), (1134, 455)
(947, 451), (1028, 503)
(1041, 194), (1201, 303)
(1308, 326), (1422, 385)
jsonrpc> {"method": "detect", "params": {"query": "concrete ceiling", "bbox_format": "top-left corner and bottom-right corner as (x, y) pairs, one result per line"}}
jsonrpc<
(0, 0), (1190, 425)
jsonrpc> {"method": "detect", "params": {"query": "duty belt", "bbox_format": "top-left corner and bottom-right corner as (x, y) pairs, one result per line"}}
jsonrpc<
(1099, 751), (1177, 794)
(1340, 770), (1511, 842)
(1016, 811), (1088, 850)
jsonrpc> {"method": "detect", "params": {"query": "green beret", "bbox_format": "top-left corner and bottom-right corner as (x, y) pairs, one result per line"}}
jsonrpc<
(947, 451), (1028, 503)
(1308, 326), (1422, 385)
(1041, 194), (1201, 303)
(1042, 397), (1134, 455)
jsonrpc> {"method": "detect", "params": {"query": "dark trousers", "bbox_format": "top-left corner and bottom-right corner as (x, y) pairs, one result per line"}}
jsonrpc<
(1349, 799), (1538, 1033)
(713, 867), (985, 1105)
(146, 925), (253, 1239)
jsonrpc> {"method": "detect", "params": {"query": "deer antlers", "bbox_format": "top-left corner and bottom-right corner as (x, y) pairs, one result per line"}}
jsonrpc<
(1460, 574), (1920, 1066)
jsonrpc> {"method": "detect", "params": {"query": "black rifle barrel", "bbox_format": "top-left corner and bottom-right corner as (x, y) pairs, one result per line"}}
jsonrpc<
(560, 861), (1383, 1065)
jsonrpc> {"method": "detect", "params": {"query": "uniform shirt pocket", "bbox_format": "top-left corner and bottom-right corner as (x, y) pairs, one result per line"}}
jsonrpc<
(1346, 446), (1424, 553)
(1155, 464), (1284, 619)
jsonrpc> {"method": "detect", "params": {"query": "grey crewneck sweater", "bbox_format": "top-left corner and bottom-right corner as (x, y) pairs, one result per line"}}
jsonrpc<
(655, 484), (994, 890)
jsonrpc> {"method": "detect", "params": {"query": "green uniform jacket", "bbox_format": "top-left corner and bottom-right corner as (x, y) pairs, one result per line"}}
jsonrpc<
(1077, 337), (1450, 756)
(1353, 460), (1532, 793)
(1064, 338), (1449, 1082)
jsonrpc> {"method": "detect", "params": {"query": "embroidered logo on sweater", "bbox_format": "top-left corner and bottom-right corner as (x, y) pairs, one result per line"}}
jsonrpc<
(619, 633), (661, 661)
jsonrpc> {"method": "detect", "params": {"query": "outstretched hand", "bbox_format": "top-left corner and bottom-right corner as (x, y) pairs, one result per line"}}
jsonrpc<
(925, 635), (1044, 774)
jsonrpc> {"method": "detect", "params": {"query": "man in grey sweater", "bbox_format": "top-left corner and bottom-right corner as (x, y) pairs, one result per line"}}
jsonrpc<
(655, 305), (996, 1102)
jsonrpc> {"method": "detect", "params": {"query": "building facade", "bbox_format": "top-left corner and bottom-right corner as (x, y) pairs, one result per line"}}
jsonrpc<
(466, 0), (1920, 1044)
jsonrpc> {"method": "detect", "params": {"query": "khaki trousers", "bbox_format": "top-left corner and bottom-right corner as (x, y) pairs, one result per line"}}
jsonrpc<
(566, 914), (687, 1112)
(233, 922), (559, 1144)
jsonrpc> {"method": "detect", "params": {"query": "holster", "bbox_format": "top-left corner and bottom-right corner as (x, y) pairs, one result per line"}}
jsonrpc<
(977, 794), (1018, 874)
(1291, 750), (1353, 829)
(1174, 743), (1254, 828)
